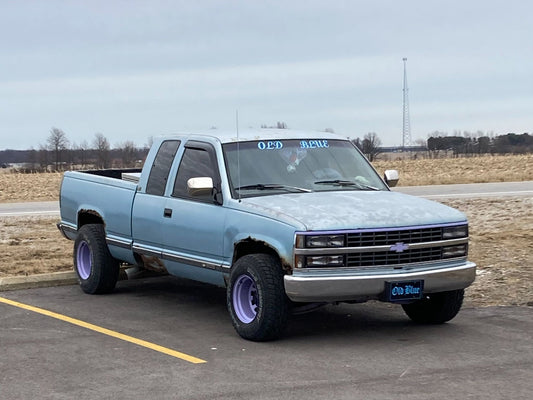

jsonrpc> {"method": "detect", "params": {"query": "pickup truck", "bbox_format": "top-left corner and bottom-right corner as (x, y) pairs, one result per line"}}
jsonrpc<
(58, 129), (476, 341)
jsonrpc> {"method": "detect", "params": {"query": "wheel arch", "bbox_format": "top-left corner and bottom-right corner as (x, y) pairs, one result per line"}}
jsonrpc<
(232, 237), (292, 273)
(78, 209), (105, 229)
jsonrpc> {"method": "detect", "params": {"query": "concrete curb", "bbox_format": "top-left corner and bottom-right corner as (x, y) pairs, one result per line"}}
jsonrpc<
(0, 271), (78, 292)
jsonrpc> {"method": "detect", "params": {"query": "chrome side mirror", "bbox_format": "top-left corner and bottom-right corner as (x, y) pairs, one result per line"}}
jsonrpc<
(187, 177), (213, 196)
(384, 170), (399, 187)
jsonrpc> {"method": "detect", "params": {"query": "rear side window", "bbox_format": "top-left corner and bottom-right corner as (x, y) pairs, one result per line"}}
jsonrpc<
(146, 140), (180, 196)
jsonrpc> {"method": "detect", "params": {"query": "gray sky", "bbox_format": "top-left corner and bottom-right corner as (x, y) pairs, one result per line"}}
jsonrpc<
(1, 0), (532, 150)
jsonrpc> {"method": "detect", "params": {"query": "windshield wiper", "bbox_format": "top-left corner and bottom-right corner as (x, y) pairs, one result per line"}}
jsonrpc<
(235, 183), (311, 193)
(314, 180), (379, 191)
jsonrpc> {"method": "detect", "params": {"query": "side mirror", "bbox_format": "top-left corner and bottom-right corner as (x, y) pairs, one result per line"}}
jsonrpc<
(384, 170), (399, 187)
(187, 177), (213, 196)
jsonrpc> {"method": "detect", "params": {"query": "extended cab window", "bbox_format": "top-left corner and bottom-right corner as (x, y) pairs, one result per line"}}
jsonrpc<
(172, 144), (219, 202)
(146, 140), (181, 196)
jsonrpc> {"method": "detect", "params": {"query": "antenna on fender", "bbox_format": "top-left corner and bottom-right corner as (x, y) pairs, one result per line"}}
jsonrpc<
(236, 110), (241, 202)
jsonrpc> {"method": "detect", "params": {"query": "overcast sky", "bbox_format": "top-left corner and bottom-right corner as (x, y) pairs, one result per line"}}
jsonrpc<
(1, 0), (532, 150)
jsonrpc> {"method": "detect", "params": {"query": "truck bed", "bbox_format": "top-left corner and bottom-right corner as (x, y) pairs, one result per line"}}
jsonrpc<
(81, 168), (142, 180)
(59, 169), (142, 248)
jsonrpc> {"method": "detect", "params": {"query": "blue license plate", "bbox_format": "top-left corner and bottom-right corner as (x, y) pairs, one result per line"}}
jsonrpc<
(385, 280), (424, 302)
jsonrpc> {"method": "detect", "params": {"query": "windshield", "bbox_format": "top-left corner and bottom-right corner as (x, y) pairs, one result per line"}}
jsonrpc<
(222, 139), (388, 198)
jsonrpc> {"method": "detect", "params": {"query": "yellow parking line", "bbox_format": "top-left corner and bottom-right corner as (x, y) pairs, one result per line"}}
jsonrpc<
(0, 296), (206, 364)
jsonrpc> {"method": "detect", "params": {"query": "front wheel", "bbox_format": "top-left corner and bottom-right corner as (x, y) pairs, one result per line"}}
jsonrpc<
(74, 224), (119, 294)
(402, 289), (465, 324)
(227, 254), (289, 341)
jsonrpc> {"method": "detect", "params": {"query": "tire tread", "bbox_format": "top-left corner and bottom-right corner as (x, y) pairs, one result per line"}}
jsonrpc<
(74, 224), (119, 294)
(402, 289), (464, 324)
(228, 253), (289, 341)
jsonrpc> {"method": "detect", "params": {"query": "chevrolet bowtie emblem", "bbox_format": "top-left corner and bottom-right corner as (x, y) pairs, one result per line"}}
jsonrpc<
(390, 242), (409, 253)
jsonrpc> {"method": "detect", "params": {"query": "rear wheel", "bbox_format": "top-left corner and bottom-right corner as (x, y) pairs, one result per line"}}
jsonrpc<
(74, 224), (119, 294)
(227, 254), (289, 341)
(402, 289), (464, 324)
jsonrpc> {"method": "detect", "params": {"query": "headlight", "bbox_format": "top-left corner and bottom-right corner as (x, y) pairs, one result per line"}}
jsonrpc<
(305, 234), (345, 248)
(443, 225), (468, 239)
(306, 255), (345, 267)
(442, 244), (468, 258)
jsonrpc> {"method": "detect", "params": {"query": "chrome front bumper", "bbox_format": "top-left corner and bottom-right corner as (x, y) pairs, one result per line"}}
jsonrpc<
(284, 261), (476, 302)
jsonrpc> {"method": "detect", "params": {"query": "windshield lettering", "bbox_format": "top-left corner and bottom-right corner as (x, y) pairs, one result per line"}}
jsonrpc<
(300, 140), (329, 149)
(258, 141), (283, 150)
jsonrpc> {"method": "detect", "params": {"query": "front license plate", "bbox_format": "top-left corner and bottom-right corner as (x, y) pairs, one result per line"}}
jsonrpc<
(385, 280), (424, 302)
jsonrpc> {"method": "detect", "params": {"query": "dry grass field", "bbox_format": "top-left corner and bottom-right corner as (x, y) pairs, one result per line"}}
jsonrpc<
(1, 154), (532, 202)
(0, 216), (72, 276)
(1, 154), (532, 307)
(440, 197), (533, 307)
(373, 154), (533, 186)
(0, 170), (63, 202)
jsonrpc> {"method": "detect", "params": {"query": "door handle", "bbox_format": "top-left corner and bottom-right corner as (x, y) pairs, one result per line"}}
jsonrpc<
(163, 208), (173, 218)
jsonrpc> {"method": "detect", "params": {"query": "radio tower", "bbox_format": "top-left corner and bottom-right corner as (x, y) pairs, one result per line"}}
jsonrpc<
(402, 57), (412, 148)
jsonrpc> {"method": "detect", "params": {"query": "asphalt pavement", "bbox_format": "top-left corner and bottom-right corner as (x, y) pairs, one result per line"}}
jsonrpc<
(394, 180), (533, 199)
(0, 200), (59, 217)
(1, 277), (532, 399)
(1, 181), (532, 398)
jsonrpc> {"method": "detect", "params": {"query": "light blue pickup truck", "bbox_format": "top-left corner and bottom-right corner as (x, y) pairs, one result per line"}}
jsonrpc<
(58, 129), (476, 341)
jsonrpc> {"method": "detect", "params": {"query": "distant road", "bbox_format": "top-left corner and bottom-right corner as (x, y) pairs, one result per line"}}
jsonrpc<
(1, 181), (532, 217)
(394, 180), (533, 199)
(0, 201), (59, 217)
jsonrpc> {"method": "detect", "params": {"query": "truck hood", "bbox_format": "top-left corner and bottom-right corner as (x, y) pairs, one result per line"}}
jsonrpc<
(240, 191), (466, 231)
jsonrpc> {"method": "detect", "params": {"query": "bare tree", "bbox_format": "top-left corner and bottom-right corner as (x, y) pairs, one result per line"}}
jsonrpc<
(351, 138), (363, 151)
(145, 136), (154, 149)
(477, 136), (491, 154)
(72, 140), (90, 168)
(93, 133), (110, 169)
(116, 140), (137, 168)
(261, 122), (288, 129)
(47, 127), (69, 171)
(414, 138), (427, 147)
(27, 147), (38, 171)
(362, 132), (382, 161)
(78, 140), (90, 168)
(38, 143), (49, 171)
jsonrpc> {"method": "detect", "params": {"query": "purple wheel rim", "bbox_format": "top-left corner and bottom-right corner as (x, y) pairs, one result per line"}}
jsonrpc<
(76, 241), (92, 280)
(233, 275), (258, 323)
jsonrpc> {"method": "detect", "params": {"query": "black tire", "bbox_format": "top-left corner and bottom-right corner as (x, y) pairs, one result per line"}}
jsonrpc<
(73, 224), (119, 294)
(402, 289), (465, 324)
(227, 254), (289, 341)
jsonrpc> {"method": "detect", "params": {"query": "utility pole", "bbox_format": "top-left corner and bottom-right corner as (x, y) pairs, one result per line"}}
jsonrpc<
(402, 57), (412, 148)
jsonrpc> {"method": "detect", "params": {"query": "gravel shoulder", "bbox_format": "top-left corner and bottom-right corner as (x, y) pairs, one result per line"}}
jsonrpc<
(440, 197), (533, 307)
